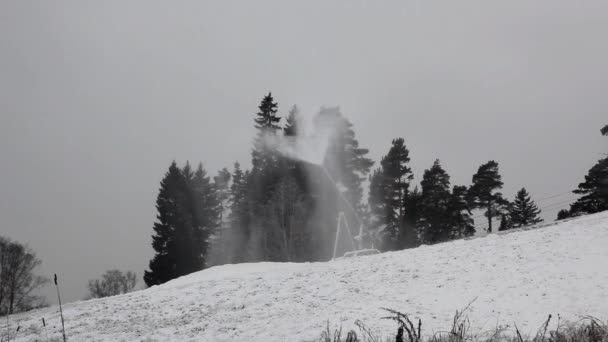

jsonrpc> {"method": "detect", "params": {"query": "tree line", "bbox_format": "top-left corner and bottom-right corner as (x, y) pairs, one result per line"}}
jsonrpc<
(143, 94), (607, 287)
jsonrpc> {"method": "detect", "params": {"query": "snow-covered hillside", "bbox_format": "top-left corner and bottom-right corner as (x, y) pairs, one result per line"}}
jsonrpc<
(10, 212), (608, 342)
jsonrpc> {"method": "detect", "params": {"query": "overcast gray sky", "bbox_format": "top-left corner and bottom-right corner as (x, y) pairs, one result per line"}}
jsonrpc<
(1, 1), (606, 303)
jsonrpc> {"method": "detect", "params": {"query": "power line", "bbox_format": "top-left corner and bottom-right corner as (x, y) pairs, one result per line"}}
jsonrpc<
(470, 191), (580, 220)
(474, 197), (579, 231)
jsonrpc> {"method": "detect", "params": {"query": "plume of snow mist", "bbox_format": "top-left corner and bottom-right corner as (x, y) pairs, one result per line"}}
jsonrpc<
(260, 107), (345, 166)
(260, 107), (366, 259)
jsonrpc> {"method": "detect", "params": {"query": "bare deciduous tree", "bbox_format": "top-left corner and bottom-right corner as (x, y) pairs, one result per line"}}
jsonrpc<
(0, 237), (49, 315)
(87, 270), (137, 299)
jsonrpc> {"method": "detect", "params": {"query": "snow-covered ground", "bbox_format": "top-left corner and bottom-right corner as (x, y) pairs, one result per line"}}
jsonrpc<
(8, 212), (608, 341)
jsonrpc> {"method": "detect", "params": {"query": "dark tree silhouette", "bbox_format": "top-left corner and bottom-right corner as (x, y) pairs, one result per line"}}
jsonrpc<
(468, 161), (508, 233)
(558, 157), (608, 219)
(447, 185), (475, 238)
(0, 237), (48, 315)
(144, 161), (219, 287)
(87, 270), (137, 299)
(369, 138), (413, 250)
(418, 160), (452, 243)
(508, 188), (543, 228)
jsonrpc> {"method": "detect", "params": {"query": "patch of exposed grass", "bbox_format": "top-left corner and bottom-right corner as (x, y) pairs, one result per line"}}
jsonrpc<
(307, 307), (607, 342)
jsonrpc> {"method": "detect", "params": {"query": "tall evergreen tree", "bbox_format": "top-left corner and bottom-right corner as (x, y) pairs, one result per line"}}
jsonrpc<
(227, 162), (250, 263)
(317, 107), (374, 216)
(368, 168), (385, 234)
(446, 185), (475, 238)
(252, 92), (281, 171)
(189, 163), (220, 268)
(213, 168), (232, 226)
(508, 188), (543, 228)
(145, 162), (187, 286)
(468, 161), (508, 233)
(300, 107), (373, 259)
(418, 160), (452, 243)
(381, 139), (413, 233)
(207, 167), (231, 266)
(559, 157), (608, 219)
(369, 138), (413, 250)
(144, 161), (218, 287)
(247, 93), (285, 261)
(400, 187), (422, 248)
(262, 174), (309, 261)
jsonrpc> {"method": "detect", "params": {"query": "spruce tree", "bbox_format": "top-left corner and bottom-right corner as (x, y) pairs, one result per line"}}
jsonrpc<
(498, 214), (512, 231)
(144, 161), (219, 287)
(468, 161), (508, 233)
(228, 162), (250, 263)
(207, 168), (231, 266)
(248, 93), (284, 261)
(559, 157), (608, 218)
(508, 188), (543, 228)
(189, 163), (220, 269)
(252, 92), (281, 171)
(144, 162), (188, 286)
(419, 160), (452, 243)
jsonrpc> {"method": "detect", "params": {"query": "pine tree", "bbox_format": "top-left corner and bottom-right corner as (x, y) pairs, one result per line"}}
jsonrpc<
(252, 93), (281, 171)
(559, 157), (608, 219)
(446, 185), (475, 238)
(207, 168), (231, 266)
(262, 174), (309, 261)
(213, 168), (232, 226)
(317, 107), (374, 217)
(419, 160), (452, 243)
(498, 214), (511, 231)
(284, 105), (300, 137)
(368, 168), (385, 233)
(144, 161), (219, 287)
(369, 138), (413, 250)
(508, 188), (543, 228)
(400, 187), (422, 248)
(557, 209), (570, 220)
(227, 162), (250, 263)
(468, 161), (508, 233)
(144, 162), (188, 286)
(189, 163), (220, 269)
(381, 139), (413, 237)
(247, 93), (285, 261)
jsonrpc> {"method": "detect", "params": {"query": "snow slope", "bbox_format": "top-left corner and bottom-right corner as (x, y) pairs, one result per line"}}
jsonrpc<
(9, 212), (608, 342)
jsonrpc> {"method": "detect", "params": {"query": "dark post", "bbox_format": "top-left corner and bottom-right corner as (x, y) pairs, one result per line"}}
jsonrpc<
(54, 274), (67, 342)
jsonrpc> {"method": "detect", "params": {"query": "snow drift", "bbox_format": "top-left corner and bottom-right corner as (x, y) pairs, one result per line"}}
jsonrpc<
(10, 212), (608, 341)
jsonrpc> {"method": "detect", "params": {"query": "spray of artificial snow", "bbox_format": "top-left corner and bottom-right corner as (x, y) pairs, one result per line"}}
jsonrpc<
(261, 107), (364, 258)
